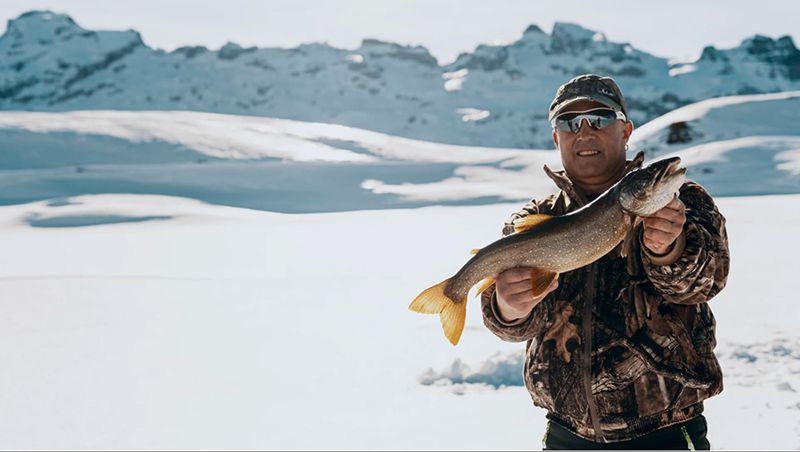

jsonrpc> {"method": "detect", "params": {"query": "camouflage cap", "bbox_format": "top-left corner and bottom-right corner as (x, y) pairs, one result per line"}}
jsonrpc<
(548, 74), (628, 121)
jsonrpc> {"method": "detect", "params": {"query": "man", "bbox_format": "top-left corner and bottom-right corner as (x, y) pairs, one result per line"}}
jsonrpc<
(481, 74), (729, 449)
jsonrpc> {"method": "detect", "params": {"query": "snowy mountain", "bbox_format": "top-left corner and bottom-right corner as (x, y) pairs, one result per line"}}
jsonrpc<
(0, 90), (797, 211)
(2, 10), (799, 148)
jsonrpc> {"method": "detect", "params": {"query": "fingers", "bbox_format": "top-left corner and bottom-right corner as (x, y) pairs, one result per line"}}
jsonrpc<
(649, 206), (685, 223)
(503, 278), (536, 296)
(642, 217), (681, 234)
(497, 267), (536, 283)
(496, 268), (559, 316)
(658, 196), (686, 220)
(643, 196), (686, 243)
(643, 227), (677, 251)
(502, 276), (558, 303)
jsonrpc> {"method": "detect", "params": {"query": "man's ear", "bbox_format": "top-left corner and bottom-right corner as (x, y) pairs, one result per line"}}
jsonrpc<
(624, 120), (634, 140)
(552, 129), (559, 149)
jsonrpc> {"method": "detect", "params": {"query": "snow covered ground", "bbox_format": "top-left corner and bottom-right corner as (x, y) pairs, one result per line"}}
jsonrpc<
(0, 90), (799, 212)
(0, 110), (558, 211)
(0, 90), (797, 448)
(0, 193), (797, 449)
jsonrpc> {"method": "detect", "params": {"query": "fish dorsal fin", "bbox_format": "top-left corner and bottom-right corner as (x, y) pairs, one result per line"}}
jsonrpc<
(513, 214), (554, 234)
(530, 269), (559, 297)
(470, 248), (481, 255)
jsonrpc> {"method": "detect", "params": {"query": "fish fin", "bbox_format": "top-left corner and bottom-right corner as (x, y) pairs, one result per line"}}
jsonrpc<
(474, 277), (496, 297)
(512, 214), (554, 234)
(620, 215), (643, 258)
(530, 269), (559, 298)
(470, 248), (481, 255)
(409, 279), (467, 346)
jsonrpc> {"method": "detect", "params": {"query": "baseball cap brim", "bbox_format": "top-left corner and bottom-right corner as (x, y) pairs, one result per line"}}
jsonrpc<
(549, 94), (624, 121)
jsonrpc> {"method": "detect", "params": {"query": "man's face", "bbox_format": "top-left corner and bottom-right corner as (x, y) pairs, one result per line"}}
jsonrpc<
(552, 99), (633, 187)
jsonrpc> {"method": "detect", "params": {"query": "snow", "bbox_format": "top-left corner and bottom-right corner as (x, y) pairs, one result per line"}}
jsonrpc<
(630, 90), (800, 145)
(776, 149), (800, 175)
(668, 64), (697, 77)
(0, 192), (796, 449)
(0, 109), (560, 211)
(442, 68), (468, 92)
(0, 110), (527, 165)
(456, 107), (490, 122)
(2, 89), (799, 211)
(0, 71), (799, 447)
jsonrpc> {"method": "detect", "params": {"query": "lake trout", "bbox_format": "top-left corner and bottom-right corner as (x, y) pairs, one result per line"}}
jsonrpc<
(410, 157), (687, 345)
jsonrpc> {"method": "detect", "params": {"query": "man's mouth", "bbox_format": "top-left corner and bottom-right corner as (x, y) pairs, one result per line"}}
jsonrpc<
(577, 150), (601, 157)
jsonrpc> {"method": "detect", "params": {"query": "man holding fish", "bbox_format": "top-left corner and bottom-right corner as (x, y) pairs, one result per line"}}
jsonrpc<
(411, 74), (730, 449)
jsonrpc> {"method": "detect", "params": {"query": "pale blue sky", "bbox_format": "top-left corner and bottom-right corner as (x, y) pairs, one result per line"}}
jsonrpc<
(1, 0), (797, 64)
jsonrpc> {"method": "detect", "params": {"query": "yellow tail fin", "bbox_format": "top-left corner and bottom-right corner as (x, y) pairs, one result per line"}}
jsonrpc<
(409, 279), (467, 346)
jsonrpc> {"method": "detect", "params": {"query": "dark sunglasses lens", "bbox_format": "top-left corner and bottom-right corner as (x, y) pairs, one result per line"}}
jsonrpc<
(554, 120), (573, 132)
(555, 109), (616, 132)
(590, 115), (615, 129)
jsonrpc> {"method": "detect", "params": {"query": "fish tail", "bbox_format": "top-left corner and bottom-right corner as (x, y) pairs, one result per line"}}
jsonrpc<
(409, 279), (467, 346)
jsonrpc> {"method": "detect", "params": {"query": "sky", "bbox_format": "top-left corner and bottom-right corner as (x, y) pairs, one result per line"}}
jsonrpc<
(0, 0), (798, 64)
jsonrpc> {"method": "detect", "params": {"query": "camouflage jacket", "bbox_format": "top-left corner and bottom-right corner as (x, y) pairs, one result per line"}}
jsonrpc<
(481, 155), (730, 442)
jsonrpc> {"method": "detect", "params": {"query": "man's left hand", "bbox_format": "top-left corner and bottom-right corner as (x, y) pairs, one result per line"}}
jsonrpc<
(642, 195), (686, 255)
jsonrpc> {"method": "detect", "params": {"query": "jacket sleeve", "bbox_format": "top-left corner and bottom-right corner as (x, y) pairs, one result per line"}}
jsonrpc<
(640, 181), (730, 305)
(481, 195), (558, 342)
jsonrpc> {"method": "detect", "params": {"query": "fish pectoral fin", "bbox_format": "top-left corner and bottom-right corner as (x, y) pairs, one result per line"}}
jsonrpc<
(409, 279), (467, 346)
(512, 214), (554, 234)
(530, 269), (559, 298)
(474, 277), (496, 297)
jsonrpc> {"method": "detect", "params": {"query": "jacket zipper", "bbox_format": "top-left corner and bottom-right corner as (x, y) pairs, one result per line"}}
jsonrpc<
(582, 262), (604, 442)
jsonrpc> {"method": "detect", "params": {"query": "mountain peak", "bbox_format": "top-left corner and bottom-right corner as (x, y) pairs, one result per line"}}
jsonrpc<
(4, 10), (86, 41)
(777, 35), (798, 51)
(522, 24), (544, 35)
(218, 41), (256, 60)
(738, 33), (798, 56)
(357, 39), (438, 66)
(551, 22), (599, 39)
(738, 33), (800, 79)
(550, 22), (605, 53)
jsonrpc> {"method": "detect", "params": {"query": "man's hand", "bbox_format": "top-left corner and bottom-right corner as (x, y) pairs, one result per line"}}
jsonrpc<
(495, 268), (559, 323)
(642, 195), (686, 255)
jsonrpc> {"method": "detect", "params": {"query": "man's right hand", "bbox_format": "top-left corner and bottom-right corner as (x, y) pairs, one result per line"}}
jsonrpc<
(495, 268), (559, 323)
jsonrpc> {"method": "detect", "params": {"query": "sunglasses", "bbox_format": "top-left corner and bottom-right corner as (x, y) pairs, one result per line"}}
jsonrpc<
(552, 108), (627, 133)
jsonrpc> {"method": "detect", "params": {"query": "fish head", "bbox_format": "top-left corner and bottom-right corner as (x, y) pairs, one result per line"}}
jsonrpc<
(617, 157), (686, 216)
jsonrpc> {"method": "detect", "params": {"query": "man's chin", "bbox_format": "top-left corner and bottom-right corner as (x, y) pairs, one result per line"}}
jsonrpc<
(567, 162), (610, 179)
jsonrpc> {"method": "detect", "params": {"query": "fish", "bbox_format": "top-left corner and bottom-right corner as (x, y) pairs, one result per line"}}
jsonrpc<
(409, 157), (687, 345)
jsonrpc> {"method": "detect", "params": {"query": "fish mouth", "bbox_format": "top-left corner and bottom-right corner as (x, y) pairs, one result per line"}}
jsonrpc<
(658, 157), (686, 182)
